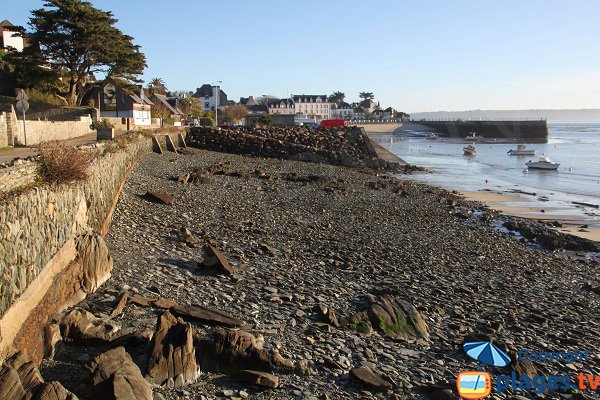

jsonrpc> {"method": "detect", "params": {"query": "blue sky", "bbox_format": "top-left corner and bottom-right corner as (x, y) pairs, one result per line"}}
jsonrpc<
(3, 0), (600, 112)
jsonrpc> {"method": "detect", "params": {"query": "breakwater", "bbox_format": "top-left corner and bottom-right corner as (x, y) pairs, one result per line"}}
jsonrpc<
(417, 120), (548, 142)
(187, 126), (395, 169)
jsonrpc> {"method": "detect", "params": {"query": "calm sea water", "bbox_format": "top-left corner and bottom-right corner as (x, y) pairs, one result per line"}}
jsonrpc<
(372, 121), (600, 226)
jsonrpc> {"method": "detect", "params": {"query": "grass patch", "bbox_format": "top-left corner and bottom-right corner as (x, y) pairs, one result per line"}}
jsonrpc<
(379, 312), (411, 336)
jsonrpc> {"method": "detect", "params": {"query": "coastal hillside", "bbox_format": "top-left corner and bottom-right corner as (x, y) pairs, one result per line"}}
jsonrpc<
(410, 109), (600, 121)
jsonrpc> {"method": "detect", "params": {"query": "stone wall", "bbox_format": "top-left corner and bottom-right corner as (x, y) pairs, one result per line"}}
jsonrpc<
(13, 115), (93, 146)
(187, 126), (379, 167)
(0, 113), (7, 148)
(0, 136), (154, 362)
(0, 160), (38, 193)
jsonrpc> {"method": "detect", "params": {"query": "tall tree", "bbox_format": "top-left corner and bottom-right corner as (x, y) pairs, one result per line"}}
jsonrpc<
(28, 0), (146, 105)
(328, 91), (345, 105)
(256, 95), (280, 105)
(359, 92), (374, 101)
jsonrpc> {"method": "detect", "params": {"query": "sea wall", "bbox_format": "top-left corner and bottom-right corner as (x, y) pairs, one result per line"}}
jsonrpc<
(0, 135), (160, 363)
(418, 120), (548, 142)
(187, 126), (381, 167)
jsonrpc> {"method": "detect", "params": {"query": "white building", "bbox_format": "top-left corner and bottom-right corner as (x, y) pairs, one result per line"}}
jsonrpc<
(0, 20), (24, 52)
(267, 98), (295, 114)
(192, 84), (228, 112)
(292, 95), (330, 119)
(330, 102), (353, 119)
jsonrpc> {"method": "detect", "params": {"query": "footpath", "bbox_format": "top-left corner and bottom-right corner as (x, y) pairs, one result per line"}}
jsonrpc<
(0, 133), (98, 163)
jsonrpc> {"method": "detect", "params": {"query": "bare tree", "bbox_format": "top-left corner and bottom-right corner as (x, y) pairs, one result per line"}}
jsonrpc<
(223, 104), (249, 125)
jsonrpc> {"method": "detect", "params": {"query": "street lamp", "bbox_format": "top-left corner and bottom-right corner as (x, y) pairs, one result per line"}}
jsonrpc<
(213, 80), (222, 126)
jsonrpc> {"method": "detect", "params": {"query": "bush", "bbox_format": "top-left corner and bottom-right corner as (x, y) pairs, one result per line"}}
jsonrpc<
(37, 142), (90, 184)
(25, 88), (65, 106)
(91, 118), (114, 129)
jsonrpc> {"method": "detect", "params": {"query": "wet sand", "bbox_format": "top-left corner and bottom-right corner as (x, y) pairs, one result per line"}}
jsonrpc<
(461, 190), (600, 242)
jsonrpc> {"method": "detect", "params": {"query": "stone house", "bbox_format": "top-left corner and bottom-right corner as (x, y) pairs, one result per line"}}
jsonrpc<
(82, 85), (153, 126)
(267, 98), (295, 115)
(192, 84), (227, 112)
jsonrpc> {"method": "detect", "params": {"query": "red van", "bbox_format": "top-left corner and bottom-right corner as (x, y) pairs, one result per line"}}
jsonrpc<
(319, 119), (348, 128)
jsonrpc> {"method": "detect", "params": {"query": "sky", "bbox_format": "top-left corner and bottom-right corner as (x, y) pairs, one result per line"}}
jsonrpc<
(3, 0), (600, 112)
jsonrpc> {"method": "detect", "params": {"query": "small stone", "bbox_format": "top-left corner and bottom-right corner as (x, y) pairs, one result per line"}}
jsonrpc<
(238, 370), (279, 388)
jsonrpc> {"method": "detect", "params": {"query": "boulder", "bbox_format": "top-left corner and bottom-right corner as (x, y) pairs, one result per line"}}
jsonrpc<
(366, 294), (429, 340)
(200, 245), (235, 275)
(196, 329), (295, 375)
(33, 382), (78, 400)
(315, 304), (340, 328)
(146, 311), (198, 387)
(238, 370), (279, 388)
(76, 232), (113, 294)
(60, 308), (120, 343)
(170, 304), (244, 328)
(84, 347), (152, 400)
(0, 351), (44, 399)
(44, 323), (64, 360)
(350, 367), (393, 392)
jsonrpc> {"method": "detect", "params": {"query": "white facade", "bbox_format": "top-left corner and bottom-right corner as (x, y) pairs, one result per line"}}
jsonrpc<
(100, 109), (151, 126)
(1, 30), (24, 51)
(331, 106), (353, 119)
(293, 95), (331, 119)
(268, 100), (295, 115)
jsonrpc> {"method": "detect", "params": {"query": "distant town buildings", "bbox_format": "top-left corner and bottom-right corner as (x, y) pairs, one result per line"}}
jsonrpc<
(192, 84), (228, 112)
(292, 95), (330, 119)
(267, 98), (295, 115)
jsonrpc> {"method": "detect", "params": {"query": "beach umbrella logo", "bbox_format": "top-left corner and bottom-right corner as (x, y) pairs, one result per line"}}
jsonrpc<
(463, 341), (511, 367)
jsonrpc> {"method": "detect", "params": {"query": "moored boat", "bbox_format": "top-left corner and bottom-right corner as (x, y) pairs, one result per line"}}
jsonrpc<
(526, 155), (559, 170)
(463, 144), (476, 156)
(508, 144), (536, 156)
(464, 132), (482, 141)
(426, 132), (439, 140)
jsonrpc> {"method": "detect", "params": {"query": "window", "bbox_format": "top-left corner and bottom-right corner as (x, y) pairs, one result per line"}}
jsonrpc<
(205, 102), (209, 108)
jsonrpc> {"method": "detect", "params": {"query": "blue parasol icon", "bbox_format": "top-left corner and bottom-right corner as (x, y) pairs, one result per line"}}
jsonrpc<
(463, 341), (511, 367)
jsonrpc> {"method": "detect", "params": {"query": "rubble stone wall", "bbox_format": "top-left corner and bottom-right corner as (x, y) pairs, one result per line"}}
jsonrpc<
(13, 116), (93, 146)
(0, 137), (153, 362)
(187, 126), (379, 167)
(0, 161), (39, 193)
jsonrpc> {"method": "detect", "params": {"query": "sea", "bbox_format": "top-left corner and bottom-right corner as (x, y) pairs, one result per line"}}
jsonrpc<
(371, 121), (600, 227)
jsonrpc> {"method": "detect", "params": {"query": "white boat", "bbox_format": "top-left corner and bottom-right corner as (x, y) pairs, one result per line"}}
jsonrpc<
(526, 155), (559, 170)
(426, 132), (439, 140)
(508, 144), (536, 156)
(463, 144), (476, 156)
(464, 132), (482, 141)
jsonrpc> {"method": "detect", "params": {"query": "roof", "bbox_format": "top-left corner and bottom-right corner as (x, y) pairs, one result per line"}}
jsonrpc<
(339, 102), (352, 109)
(248, 104), (268, 113)
(384, 107), (395, 112)
(292, 95), (327, 103)
(0, 20), (14, 28)
(192, 84), (214, 98)
(353, 108), (364, 113)
(239, 96), (257, 106)
(267, 98), (294, 107)
(152, 93), (180, 115)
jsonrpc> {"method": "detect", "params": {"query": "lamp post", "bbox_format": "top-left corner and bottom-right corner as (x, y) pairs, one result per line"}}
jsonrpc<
(213, 80), (222, 126)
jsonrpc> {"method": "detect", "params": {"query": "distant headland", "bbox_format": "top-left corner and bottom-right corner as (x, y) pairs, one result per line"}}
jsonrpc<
(410, 109), (600, 121)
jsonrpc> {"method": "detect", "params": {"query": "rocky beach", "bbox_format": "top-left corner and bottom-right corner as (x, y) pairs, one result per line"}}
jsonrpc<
(10, 126), (597, 399)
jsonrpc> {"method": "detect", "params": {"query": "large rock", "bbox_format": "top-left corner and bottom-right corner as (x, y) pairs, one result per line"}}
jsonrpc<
(84, 346), (152, 400)
(33, 382), (78, 400)
(76, 232), (113, 293)
(196, 329), (295, 375)
(146, 311), (198, 387)
(170, 304), (245, 328)
(145, 191), (174, 205)
(366, 294), (429, 340)
(200, 245), (235, 275)
(238, 370), (279, 388)
(60, 308), (121, 343)
(350, 367), (393, 392)
(0, 351), (44, 399)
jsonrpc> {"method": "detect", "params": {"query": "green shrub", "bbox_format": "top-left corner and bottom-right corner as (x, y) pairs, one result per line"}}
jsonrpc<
(25, 88), (65, 105)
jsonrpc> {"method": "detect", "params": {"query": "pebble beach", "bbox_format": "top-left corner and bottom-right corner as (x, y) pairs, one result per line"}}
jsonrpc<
(40, 142), (600, 399)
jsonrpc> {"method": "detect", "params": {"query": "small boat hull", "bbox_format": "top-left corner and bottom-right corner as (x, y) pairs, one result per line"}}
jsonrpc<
(526, 162), (559, 170)
(508, 150), (536, 156)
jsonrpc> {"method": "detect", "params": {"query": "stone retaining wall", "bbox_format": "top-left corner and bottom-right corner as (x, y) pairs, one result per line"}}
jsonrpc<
(0, 161), (38, 193)
(0, 136), (157, 363)
(0, 113), (7, 148)
(13, 116), (93, 146)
